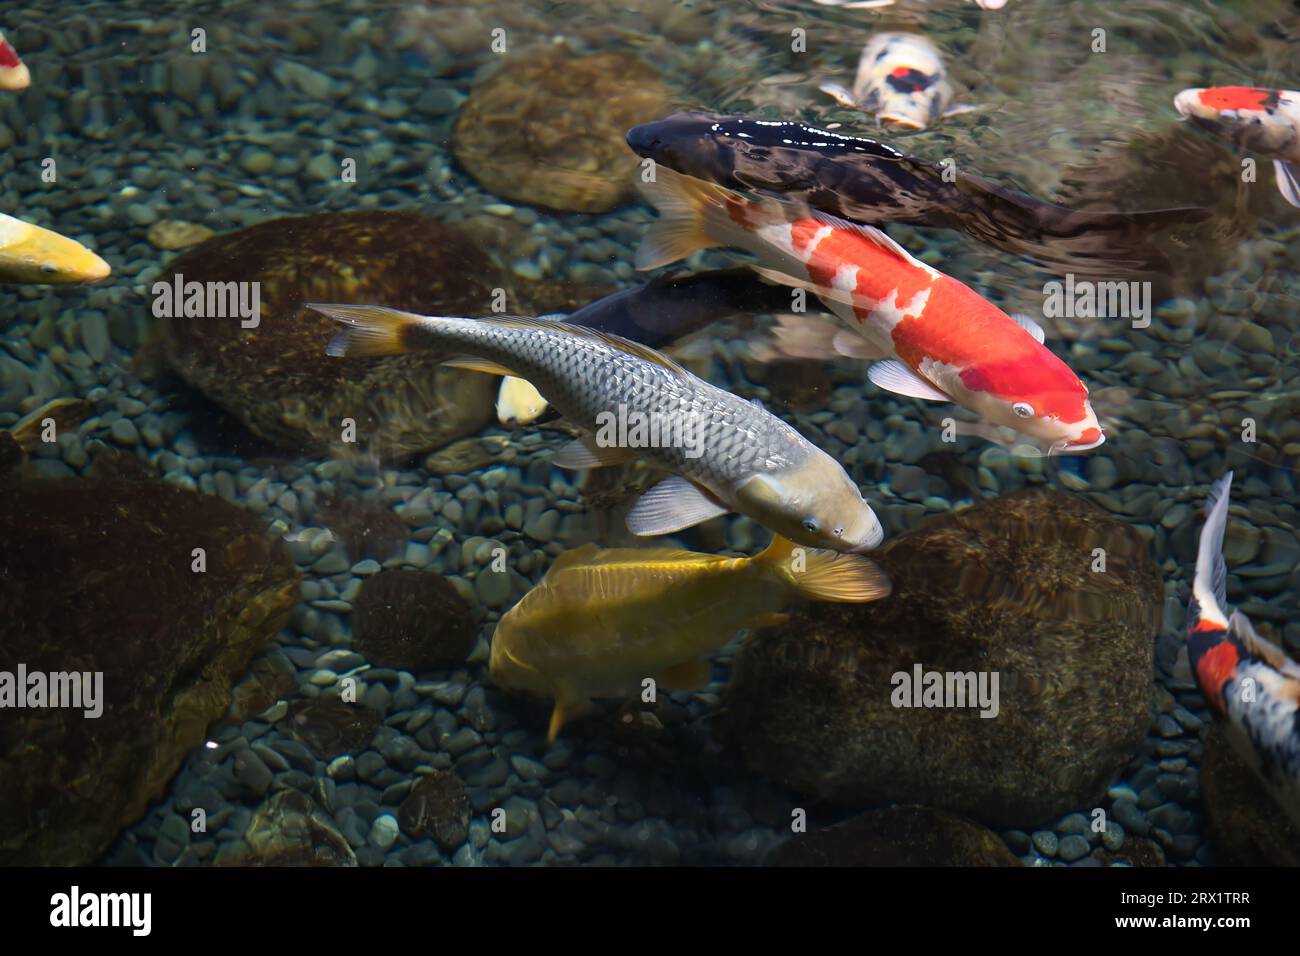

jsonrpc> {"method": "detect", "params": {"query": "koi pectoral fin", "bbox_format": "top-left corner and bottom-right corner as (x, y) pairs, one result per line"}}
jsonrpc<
(819, 82), (859, 109)
(867, 360), (950, 401)
(1274, 160), (1300, 208)
(625, 476), (730, 536)
(552, 436), (636, 470)
(547, 693), (593, 743)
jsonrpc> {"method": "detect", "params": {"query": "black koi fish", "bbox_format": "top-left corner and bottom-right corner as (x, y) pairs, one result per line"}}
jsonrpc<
(626, 112), (1209, 275)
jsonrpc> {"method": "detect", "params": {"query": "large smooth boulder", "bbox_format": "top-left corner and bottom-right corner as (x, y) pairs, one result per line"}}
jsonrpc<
(157, 211), (500, 460)
(727, 488), (1162, 828)
(452, 45), (671, 213)
(766, 806), (1022, 866)
(352, 570), (476, 672)
(0, 478), (299, 865)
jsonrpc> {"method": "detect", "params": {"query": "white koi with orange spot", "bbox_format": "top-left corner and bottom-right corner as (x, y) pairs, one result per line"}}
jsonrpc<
(1175, 86), (1300, 207)
(635, 166), (1104, 454)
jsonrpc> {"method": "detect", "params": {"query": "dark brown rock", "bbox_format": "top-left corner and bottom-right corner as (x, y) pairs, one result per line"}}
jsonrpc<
(216, 790), (355, 867)
(726, 488), (1161, 828)
(452, 45), (671, 213)
(398, 770), (470, 852)
(0, 479), (299, 865)
(86, 447), (157, 482)
(767, 805), (1023, 866)
(352, 570), (476, 672)
(1091, 836), (1167, 868)
(0, 433), (20, 476)
(315, 496), (407, 564)
(226, 646), (297, 722)
(158, 211), (499, 460)
(1201, 721), (1300, 866)
(278, 697), (379, 760)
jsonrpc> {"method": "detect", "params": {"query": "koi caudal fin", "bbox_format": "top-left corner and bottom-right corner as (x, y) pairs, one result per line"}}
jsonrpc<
(634, 166), (743, 271)
(757, 535), (892, 603)
(310, 303), (435, 357)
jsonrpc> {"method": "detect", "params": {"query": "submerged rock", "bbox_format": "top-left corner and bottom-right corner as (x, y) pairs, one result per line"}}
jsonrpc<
(397, 770), (471, 852)
(452, 45), (671, 213)
(226, 647), (297, 722)
(1201, 722), (1300, 866)
(0, 479), (299, 865)
(157, 211), (499, 460)
(766, 806), (1022, 866)
(279, 698), (379, 760)
(1091, 836), (1167, 868)
(726, 488), (1161, 828)
(218, 790), (356, 867)
(147, 219), (215, 250)
(315, 496), (408, 564)
(352, 570), (476, 672)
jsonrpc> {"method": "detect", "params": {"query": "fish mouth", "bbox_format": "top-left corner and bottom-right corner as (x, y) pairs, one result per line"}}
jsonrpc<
(848, 520), (886, 552)
(1054, 428), (1106, 454)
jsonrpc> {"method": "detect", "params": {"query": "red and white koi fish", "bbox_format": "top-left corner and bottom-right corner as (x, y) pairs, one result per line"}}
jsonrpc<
(1186, 471), (1300, 828)
(0, 31), (29, 91)
(635, 167), (1104, 454)
(1174, 86), (1300, 208)
(820, 32), (975, 130)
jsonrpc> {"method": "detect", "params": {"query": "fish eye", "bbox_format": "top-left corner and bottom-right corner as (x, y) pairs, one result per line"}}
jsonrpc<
(802, 518), (819, 534)
(40, 264), (57, 274)
(833, 526), (844, 538)
(1012, 402), (1035, 419)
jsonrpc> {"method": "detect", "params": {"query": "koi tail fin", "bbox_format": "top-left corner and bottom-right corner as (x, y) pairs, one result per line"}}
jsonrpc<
(757, 535), (892, 603)
(1274, 160), (1300, 208)
(1191, 471), (1233, 629)
(308, 303), (440, 358)
(633, 167), (742, 270)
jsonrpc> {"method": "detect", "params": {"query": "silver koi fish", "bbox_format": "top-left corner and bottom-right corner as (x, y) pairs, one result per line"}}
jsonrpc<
(309, 304), (885, 553)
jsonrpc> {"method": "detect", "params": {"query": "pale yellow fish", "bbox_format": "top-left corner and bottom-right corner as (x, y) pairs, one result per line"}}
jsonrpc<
(0, 212), (110, 283)
(496, 375), (548, 426)
(490, 534), (890, 741)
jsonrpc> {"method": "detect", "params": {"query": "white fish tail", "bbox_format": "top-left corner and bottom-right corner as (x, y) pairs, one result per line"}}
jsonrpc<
(1192, 471), (1233, 629)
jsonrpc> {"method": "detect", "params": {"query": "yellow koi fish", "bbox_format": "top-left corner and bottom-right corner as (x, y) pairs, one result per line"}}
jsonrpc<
(490, 534), (890, 741)
(0, 212), (110, 283)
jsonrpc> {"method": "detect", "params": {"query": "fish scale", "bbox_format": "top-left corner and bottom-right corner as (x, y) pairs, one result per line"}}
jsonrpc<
(408, 315), (805, 487)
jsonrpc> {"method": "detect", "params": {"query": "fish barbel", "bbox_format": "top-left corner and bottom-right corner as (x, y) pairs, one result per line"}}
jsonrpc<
(309, 304), (884, 553)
